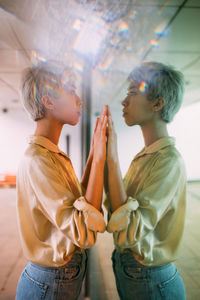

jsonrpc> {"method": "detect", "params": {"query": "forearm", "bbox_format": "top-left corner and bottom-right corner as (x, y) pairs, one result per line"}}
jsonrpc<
(81, 153), (93, 190)
(85, 160), (105, 211)
(107, 158), (127, 212)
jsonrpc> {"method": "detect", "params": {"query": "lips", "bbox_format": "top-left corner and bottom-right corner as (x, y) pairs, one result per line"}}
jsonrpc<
(122, 110), (128, 117)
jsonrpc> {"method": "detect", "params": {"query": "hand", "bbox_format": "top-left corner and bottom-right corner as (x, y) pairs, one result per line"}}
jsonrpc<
(92, 105), (108, 164)
(89, 105), (108, 158)
(88, 117), (98, 160)
(107, 108), (119, 163)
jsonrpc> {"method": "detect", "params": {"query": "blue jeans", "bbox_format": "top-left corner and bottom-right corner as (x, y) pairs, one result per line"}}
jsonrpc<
(16, 251), (87, 300)
(112, 250), (186, 300)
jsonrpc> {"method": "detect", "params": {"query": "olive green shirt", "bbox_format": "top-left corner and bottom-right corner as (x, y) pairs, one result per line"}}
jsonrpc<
(105, 137), (186, 266)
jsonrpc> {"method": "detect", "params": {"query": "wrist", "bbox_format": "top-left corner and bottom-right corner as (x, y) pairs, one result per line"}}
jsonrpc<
(107, 155), (119, 166)
(88, 150), (93, 160)
(92, 157), (105, 168)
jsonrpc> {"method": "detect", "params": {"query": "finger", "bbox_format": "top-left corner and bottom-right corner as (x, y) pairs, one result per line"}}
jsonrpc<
(97, 113), (106, 131)
(99, 111), (105, 126)
(104, 105), (109, 116)
(99, 105), (108, 120)
(95, 115), (103, 135)
(107, 106), (111, 117)
(94, 117), (99, 132)
(108, 115), (113, 130)
(102, 105), (108, 115)
(91, 118), (99, 141)
(102, 115), (108, 135)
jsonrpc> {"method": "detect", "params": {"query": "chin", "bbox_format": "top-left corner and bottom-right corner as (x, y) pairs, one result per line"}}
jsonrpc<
(62, 118), (79, 126)
(70, 118), (80, 126)
(124, 118), (136, 127)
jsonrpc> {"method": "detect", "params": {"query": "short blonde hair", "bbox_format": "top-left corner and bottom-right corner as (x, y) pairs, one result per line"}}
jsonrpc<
(21, 61), (69, 121)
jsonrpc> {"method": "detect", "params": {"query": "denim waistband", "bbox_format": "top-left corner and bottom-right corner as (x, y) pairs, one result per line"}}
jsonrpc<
(29, 251), (86, 274)
(114, 249), (173, 272)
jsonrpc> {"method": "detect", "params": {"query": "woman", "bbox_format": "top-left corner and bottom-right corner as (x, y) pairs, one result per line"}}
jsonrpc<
(105, 61), (186, 300)
(16, 61), (107, 299)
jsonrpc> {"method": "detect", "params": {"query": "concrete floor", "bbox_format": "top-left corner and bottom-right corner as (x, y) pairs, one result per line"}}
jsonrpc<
(0, 188), (27, 300)
(0, 184), (200, 300)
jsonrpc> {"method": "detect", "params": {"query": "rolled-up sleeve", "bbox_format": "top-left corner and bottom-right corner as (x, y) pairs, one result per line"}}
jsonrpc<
(106, 153), (186, 258)
(26, 154), (106, 249)
(106, 197), (139, 232)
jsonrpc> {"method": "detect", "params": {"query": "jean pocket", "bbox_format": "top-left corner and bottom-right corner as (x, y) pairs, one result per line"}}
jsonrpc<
(64, 265), (81, 280)
(158, 269), (186, 300)
(54, 265), (85, 299)
(20, 269), (48, 299)
(123, 265), (147, 281)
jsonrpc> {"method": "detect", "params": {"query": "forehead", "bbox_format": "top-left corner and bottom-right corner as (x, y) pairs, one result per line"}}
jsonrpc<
(128, 80), (139, 91)
(128, 80), (149, 95)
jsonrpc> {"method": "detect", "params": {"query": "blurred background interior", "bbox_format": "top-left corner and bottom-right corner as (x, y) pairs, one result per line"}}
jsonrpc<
(0, 0), (200, 299)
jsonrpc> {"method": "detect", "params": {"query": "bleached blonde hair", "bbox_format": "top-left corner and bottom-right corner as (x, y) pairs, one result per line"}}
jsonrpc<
(21, 61), (68, 121)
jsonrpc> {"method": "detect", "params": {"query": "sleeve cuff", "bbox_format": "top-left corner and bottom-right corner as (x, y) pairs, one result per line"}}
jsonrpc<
(107, 197), (139, 233)
(73, 196), (106, 233)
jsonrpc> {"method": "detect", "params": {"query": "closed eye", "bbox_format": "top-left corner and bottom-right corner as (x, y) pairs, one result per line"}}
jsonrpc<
(127, 92), (137, 96)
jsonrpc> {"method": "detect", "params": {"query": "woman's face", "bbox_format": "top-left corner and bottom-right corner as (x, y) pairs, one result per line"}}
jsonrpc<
(121, 82), (154, 127)
(50, 71), (83, 126)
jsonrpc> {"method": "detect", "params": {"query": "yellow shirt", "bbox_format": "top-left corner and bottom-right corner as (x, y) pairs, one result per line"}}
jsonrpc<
(17, 135), (106, 267)
(105, 137), (186, 266)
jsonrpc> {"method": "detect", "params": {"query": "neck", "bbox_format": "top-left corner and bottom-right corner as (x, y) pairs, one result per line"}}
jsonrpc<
(34, 116), (63, 145)
(141, 119), (169, 147)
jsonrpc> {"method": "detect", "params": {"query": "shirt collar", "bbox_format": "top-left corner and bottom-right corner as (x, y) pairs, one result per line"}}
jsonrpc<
(28, 135), (63, 154)
(134, 136), (175, 160)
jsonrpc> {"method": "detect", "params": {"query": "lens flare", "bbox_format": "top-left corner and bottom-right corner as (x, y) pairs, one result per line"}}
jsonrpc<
(31, 50), (46, 66)
(74, 62), (83, 74)
(154, 21), (168, 37)
(73, 19), (82, 31)
(128, 10), (137, 20)
(61, 69), (77, 89)
(99, 56), (113, 71)
(45, 84), (55, 92)
(33, 83), (38, 101)
(151, 39), (159, 47)
(139, 81), (148, 94)
(118, 22), (129, 35)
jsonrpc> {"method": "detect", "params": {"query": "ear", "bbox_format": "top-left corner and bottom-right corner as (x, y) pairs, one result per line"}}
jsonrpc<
(151, 98), (165, 112)
(41, 95), (55, 110)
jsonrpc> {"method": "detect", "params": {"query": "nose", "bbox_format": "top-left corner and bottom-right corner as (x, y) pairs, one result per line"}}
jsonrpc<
(121, 96), (128, 107)
(76, 95), (83, 108)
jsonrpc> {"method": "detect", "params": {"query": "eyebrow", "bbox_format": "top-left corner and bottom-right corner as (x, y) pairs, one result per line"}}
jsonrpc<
(128, 86), (138, 92)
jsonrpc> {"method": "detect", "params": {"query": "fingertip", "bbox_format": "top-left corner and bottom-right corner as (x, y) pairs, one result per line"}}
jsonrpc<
(102, 104), (109, 116)
(102, 105), (106, 113)
(104, 115), (108, 123)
